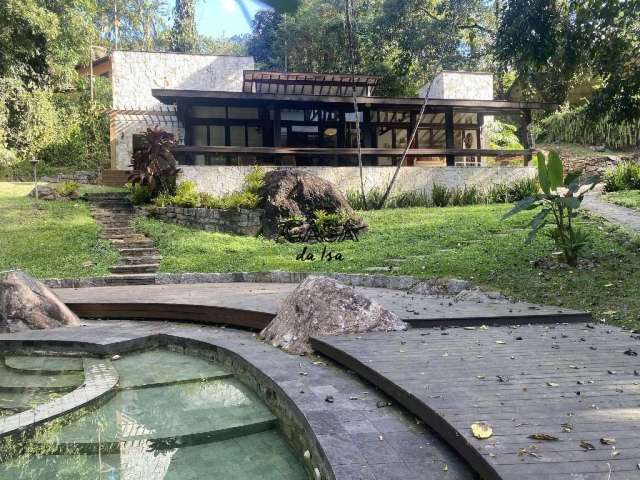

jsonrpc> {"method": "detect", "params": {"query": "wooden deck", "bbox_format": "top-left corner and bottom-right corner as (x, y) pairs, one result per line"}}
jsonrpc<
(311, 323), (640, 480)
(54, 282), (590, 329)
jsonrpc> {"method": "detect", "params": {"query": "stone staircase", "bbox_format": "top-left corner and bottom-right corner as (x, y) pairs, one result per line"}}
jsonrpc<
(85, 192), (161, 282)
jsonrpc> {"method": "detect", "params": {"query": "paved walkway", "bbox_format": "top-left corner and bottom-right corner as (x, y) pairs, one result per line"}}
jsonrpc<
(582, 193), (640, 231)
(55, 282), (590, 328)
(312, 323), (640, 480)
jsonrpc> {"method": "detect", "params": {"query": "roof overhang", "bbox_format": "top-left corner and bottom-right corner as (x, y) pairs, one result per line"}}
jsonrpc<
(152, 89), (555, 112)
(242, 70), (379, 96)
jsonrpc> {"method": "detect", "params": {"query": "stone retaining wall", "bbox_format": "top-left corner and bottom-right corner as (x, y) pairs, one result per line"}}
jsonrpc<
(138, 206), (264, 236)
(41, 171), (97, 184)
(561, 153), (639, 180)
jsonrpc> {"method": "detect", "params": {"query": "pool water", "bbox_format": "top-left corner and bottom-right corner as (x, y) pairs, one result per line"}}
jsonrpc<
(0, 349), (308, 480)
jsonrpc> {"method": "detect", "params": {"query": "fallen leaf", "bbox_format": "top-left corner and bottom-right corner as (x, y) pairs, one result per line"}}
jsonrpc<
(528, 433), (559, 441)
(580, 441), (596, 451)
(624, 348), (638, 356)
(471, 422), (493, 439)
(561, 423), (573, 433)
(443, 464), (448, 472)
(600, 438), (616, 445)
(496, 340), (506, 344)
(604, 283), (613, 287)
(546, 382), (559, 387)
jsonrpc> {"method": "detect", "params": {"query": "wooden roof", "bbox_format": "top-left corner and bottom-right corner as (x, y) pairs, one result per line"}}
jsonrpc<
(242, 70), (379, 96)
(152, 89), (554, 112)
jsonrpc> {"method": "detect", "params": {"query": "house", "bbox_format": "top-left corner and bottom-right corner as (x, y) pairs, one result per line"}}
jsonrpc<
(80, 51), (546, 194)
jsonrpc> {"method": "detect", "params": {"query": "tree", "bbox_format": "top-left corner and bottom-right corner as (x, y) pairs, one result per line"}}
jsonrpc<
(170, 0), (198, 53)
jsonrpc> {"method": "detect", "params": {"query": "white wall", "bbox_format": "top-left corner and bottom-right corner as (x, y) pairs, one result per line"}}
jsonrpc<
(110, 51), (254, 169)
(179, 165), (536, 197)
(419, 71), (494, 101)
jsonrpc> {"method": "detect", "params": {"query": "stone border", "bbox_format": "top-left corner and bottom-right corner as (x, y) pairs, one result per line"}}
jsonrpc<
(0, 358), (118, 439)
(136, 205), (264, 236)
(44, 271), (422, 290)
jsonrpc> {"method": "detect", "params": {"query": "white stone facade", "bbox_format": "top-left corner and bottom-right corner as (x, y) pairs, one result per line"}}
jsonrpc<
(419, 71), (494, 101)
(110, 51), (254, 169)
(179, 165), (536, 197)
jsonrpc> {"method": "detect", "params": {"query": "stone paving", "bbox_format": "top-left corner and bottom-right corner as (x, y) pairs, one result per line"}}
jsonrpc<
(0, 321), (477, 480)
(582, 193), (640, 232)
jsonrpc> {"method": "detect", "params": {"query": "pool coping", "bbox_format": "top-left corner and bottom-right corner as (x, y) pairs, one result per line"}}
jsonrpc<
(0, 358), (118, 439)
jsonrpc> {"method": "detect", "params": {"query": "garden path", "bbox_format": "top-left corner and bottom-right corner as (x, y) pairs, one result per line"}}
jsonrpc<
(582, 193), (640, 232)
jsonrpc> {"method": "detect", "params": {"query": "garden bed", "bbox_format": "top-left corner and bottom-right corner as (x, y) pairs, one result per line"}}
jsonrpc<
(138, 205), (264, 236)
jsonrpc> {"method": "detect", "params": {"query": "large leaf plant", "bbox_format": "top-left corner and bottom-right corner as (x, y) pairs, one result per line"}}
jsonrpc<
(129, 127), (180, 196)
(504, 151), (595, 267)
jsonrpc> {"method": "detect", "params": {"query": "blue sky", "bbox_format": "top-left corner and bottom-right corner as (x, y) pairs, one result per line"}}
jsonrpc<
(181, 0), (268, 38)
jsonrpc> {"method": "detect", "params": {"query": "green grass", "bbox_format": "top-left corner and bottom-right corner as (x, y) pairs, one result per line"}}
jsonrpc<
(0, 182), (119, 278)
(136, 204), (640, 329)
(604, 190), (640, 211)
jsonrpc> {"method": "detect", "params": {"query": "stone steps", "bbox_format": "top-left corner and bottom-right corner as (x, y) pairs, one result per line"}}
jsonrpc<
(88, 193), (160, 277)
(109, 264), (160, 274)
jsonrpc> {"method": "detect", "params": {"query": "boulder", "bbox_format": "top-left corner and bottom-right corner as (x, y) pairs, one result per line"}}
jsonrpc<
(0, 271), (80, 333)
(260, 170), (366, 237)
(260, 276), (406, 354)
(28, 185), (59, 201)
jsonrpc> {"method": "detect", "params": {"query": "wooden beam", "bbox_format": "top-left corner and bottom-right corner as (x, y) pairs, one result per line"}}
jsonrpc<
(445, 108), (455, 166)
(521, 109), (533, 166)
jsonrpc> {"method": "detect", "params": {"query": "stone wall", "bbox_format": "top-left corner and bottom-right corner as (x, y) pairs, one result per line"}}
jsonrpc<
(561, 153), (640, 180)
(419, 71), (494, 101)
(110, 52), (254, 169)
(180, 165), (537, 197)
(139, 206), (264, 236)
(41, 171), (97, 184)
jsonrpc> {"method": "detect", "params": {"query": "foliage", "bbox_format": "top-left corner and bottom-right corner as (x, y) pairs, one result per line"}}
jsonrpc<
(603, 190), (640, 211)
(198, 192), (224, 209)
(431, 184), (451, 207)
(54, 181), (80, 198)
(346, 187), (386, 210)
(504, 151), (595, 266)
(127, 183), (153, 205)
(170, 0), (198, 52)
(450, 185), (483, 207)
(538, 105), (640, 149)
(152, 192), (175, 208)
(603, 162), (640, 192)
(496, 0), (640, 120)
(243, 166), (266, 196)
(388, 189), (432, 208)
(221, 191), (261, 210)
(486, 120), (523, 150)
(129, 127), (180, 196)
(313, 210), (348, 238)
(171, 180), (199, 208)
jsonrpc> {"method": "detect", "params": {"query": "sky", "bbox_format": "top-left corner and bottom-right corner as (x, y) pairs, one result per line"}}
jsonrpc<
(190, 0), (267, 38)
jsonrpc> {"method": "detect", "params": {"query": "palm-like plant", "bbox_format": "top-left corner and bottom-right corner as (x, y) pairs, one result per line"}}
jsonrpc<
(129, 127), (180, 196)
(504, 151), (595, 267)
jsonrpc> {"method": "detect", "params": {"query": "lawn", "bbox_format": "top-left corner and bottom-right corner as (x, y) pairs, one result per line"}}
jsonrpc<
(0, 182), (119, 278)
(136, 204), (640, 330)
(603, 190), (640, 211)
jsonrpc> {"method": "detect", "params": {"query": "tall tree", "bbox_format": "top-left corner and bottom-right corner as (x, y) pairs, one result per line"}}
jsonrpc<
(170, 0), (198, 53)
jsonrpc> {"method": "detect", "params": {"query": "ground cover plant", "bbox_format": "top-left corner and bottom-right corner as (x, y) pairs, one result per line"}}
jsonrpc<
(603, 190), (640, 211)
(0, 183), (118, 278)
(603, 161), (640, 192)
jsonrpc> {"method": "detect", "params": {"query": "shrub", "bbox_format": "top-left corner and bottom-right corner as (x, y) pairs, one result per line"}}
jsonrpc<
(345, 187), (388, 210)
(127, 183), (153, 205)
(53, 181), (80, 198)
(152, 193), (174, 207)
(388, 189), (432, 208)
(129, 127), (180, 197)
(508, 177), (540, 200)
(313, 210), (347, 238)
(221, 191), (261, 210)
(172, 181), (199, 208)
(604, 161), (640, 192)
(487, 183), (510, 203)
(244, 166), (265, 196)
(199, 192), (224, 209)
(504, 151), (594, 267)
(431, 184), (451, 207)
(486, 120), (523, 150)
(450, 185), (483, 206)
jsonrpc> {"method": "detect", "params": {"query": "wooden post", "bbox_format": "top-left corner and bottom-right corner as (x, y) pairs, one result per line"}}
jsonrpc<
(477, 113), (484, 166)
(445, 107), (455, 166)
(521, 109), (533, 166)
(273, 106), (281, 147)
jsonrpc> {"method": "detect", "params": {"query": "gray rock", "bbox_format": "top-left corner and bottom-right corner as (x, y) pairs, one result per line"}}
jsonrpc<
(0, 271), (80, 333)
(260, 276), (406, 354)
(446, 278), (471, 294)
(408, 279), (446, 296)
(455, 288), (507, 303)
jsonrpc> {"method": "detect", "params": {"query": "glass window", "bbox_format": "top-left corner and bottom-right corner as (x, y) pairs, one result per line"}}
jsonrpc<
(396, 129), (408, 148)
(229, 126), (245, 146)
(191, 106), (226, 118)
(247, 126), (263, 147)
(421, 113), (445, 125)
(378, 111), (410, 123)
(281, 109), (305, 121)
(377, 128), (393, 148)
(209, 126), (225, 146)
(191, 125), (207, 146)
(227, 107), (259, 119)
(431, 129), (446, 148)
(417, 129), (431, 148)
(454, 113), (478, 124)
